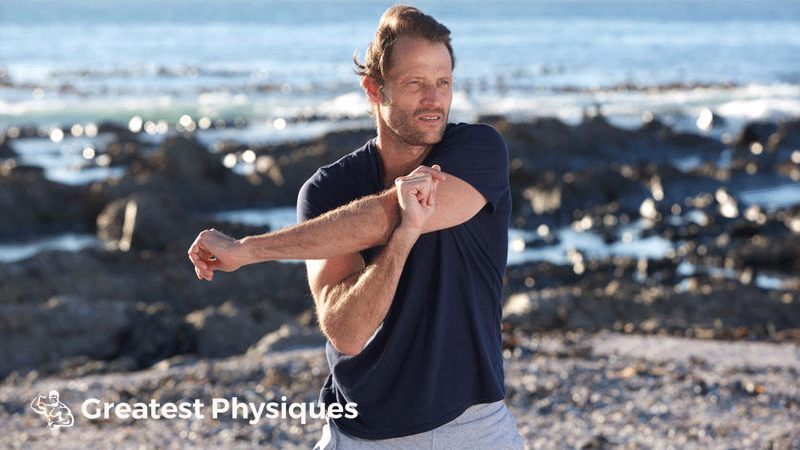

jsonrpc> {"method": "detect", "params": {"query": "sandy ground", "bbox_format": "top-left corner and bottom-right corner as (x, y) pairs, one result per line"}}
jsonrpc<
(2, 331), (798, 450)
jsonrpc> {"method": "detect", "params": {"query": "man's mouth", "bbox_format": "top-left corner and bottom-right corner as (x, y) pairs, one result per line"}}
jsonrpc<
(418, 110), (443, 122)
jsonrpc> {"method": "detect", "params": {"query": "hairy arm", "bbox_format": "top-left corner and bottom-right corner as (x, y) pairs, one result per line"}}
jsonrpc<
(308, 168), (440, 355)
(188, 189), (398, 280)
(188, 165), (486, 280)
(306, 226), (418, 355)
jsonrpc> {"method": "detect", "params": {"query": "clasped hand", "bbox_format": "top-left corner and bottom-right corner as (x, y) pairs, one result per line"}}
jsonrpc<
(394, 164), (445, 233)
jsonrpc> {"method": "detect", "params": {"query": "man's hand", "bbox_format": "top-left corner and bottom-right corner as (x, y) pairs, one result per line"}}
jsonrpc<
(394, 164), (444, 234)
(188, 229), (245, 281)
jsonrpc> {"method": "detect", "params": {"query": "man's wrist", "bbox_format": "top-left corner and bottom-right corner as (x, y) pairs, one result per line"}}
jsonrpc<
(392, 221), (423, 248)
(234, 236), (258, 266)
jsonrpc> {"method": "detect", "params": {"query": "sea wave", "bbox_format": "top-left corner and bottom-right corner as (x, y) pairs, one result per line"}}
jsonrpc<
(3, 82), (798, 140)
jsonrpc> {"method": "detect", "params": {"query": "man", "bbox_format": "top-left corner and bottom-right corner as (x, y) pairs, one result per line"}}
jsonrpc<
(188, 5), (523, 448)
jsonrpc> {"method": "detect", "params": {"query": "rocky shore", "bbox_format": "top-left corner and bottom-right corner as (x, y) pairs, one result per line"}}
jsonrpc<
(1, 112), (800, 448)
(1, 333), (798, 449)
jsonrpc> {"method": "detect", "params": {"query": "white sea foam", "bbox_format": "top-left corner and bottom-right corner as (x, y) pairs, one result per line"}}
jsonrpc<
(740, 184), (800, 211)
(0, 234), (100, 263)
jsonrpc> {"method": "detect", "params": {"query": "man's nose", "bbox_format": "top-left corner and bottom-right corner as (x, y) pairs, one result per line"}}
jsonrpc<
(420, 83), (443, 107)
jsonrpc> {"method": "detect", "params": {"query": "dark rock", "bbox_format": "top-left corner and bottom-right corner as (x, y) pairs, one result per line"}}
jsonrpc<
(581, 434), (613, 449)
(185, 300), (292, 358)
(504, 289), (576, 330)
(735, 121), (779, 150)
(0, 163), (100, 238)
(247, 323), (327, 354)
(102, 136), (148, 168)
(503, 256), (800, 339)
(774, 118), (800, 149)
(0, 135), (16, 158)
(487, 115), (730, 229)
(151, 134), (226, 183)
(730, 234), (800, 273)
(0, 296), (129, 377)
(512, 165), (650, 228)
(0, 296), (194, 377)
(728, 220), (762, 240)
(115, 301), (197, 369)
(96, 193), (199, 251)
(0, 238), (313, 314)
(244, 128), (376, 206)
(97, 120), (138, 142)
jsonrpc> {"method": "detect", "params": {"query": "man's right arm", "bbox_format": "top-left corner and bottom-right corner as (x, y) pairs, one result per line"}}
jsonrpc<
(305, 168), (438, 355)
(306, 222), (420, 355)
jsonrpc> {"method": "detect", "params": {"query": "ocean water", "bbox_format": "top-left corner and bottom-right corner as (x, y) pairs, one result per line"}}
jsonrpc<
(1, 0), (799, 133)
(1, 0), (800, 273)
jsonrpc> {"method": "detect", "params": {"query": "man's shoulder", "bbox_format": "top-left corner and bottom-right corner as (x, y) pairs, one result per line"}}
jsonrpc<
(443, 122), (505, 146)
(446, 121), (500, 134)
(297, 136), (380, 219)
(314, 137), (377, 180)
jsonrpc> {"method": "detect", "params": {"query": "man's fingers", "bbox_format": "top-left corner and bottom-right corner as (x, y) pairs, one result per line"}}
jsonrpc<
(428, 174), (438, 207)
(429, 164), (445, 181)
(188, 243), (210, 272)
(398, 173), (435, 204)
(408, 164), (446, 181)
(188, 230), (222, 281)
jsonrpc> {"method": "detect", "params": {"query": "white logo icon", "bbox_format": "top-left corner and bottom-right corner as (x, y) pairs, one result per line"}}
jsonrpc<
(31, 390), (75, 430)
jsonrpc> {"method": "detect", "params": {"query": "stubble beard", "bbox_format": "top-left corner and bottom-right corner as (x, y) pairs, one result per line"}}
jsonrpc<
(379, 89), (448, 148)
(388, 107), (448, 148)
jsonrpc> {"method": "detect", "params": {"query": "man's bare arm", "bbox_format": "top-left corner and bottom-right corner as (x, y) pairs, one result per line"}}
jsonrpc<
(307, 226), (418, 356)
(188, 185), (401, 281)
(307, 166), (439, 355)
(188, 165), (486, 280)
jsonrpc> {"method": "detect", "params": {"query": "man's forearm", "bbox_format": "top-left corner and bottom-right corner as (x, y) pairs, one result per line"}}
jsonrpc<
(315, 223), (420, 356)
(239, 189), (400, 264)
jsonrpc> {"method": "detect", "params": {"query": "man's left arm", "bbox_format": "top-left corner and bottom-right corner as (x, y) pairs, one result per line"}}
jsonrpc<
(187, 125), (507, 279)
(188, 169), (484, 280)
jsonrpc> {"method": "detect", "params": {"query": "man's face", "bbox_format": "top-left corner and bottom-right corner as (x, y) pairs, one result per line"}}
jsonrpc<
(48, 393), (58, 405)
(377, 36), (453, 148)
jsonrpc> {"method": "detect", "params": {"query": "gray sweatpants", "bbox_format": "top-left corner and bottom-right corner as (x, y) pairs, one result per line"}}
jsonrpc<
(313, 401), (526, 450)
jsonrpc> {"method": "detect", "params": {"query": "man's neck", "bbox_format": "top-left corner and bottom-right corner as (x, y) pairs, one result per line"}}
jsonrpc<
(376, 139), (433, 187)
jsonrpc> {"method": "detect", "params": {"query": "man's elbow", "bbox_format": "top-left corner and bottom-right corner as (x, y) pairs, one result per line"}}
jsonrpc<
(318, 313), (367, 356)
(328, 336), (364, 357)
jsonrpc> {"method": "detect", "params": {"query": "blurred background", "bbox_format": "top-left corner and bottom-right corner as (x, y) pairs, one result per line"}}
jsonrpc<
(1, 0), (799, 369)
(3, 1), (799, 130)
(2, 1), (800, 448)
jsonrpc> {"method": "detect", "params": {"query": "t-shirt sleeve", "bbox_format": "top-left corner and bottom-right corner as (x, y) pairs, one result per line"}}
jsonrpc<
(297, 170), (331, 223)
(427, 124), (509, 214)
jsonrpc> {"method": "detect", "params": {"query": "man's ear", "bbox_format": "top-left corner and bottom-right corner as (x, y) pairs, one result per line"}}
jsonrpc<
(363, 77), (381, 104)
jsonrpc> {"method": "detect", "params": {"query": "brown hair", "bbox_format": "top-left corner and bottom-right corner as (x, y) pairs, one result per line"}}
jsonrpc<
(354, 5), (455, 87)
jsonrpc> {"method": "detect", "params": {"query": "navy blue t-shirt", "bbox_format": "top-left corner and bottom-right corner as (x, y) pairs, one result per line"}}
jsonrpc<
(296, 123), (511, 440)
